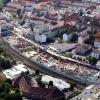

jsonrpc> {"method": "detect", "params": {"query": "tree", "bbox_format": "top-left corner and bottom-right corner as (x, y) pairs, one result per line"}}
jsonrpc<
(89, 57), (98, 65)
(1, 57), (11, 69)
(4, 93), (22, 100)
(35, 70), (40, 75)
(69, 81), (77, 90)
(0, 48), (4, 55)
(37, 81), (43, 87)
(0, 2), (5, 11)
(5, 79), (12, 85)
(71, 33), (78, 42)
(12, 13), (17, 18)
(89, 34), (95, 41)
(0, 81), (22, 100)
(48, 81), (53, 88)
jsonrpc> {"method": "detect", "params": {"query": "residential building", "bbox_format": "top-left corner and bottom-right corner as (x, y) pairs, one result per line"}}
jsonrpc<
(96, 61), (100, 69)
(78, 33), (89, 44)
(75, 44), (92, 55)
(3, 64), (28, 79)
(0, 20), (13, 36)
(91, 49), (100, 59)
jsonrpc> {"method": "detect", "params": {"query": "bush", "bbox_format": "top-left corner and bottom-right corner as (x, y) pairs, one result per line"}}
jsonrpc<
(4, 93), (22, 100)
(1, 58), (11, 69)
(67, 92), (80, 100)
(5, 79), (12, 85)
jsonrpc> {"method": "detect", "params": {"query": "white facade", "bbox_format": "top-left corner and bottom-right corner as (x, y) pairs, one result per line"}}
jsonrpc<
(63, 34), (70, 42)
(91, 49), (100, 59)
(3, 64), (28, 79)
(41, 75), (70, 91)
(94, 42), (100, 48)
(78, 37), (84, 44)
(91, 52), (100, 59)
(63, 34), (68, 42)
(35, 34), (46, 43)
(79, 29), (87, 35)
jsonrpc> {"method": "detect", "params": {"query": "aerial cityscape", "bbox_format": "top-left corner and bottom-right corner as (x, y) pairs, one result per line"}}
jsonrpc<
(0, 0), (100, 100)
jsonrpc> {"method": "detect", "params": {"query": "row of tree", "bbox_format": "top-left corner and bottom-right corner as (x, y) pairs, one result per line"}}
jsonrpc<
(0, 48), (12, 70)
(0, 79), (22, 100)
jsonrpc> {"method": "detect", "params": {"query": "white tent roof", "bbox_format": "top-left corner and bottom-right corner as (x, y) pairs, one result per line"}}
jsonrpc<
(42, 75), (70, 90)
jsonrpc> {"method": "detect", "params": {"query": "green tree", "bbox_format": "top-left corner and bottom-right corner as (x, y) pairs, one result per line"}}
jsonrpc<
(5, 79), (12, 85)
(67, 92), (80, 100)
(4, 93), (22, 100)
(1, 58), (11, 69)
(0, 48), (4, 55)
(48, 81), (53, 88)
(37, 81), (43, 87)
(89, 57), (98, 65)
(69, 81), (77, 90)
(35, 70), (40, 75)
(89, 34), (95, 42)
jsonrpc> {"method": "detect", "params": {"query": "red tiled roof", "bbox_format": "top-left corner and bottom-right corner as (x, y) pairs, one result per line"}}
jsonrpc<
(80, 33), (89, 39)
(95, 32), (100, 42)
(77, 44), (90, 49)
(95, 32), (100, 37)
(95, 39), (100, 42)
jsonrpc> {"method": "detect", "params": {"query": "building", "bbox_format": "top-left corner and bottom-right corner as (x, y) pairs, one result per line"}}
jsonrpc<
(96, 61), (100, 69)
(3, 64), (28, 79)
(63, 33), (72, 42)
(91, 49), (100, 59)
(35, 33), (46, 43)
(78, 27), (88, 35)
(12, 74), (65, 100)
(94, 32), (100, 48)
(64, 13), (80, 26)
(0, 20), (13, 36)
(41, 75), (70, 91)
(75, 44), (92, 55)
(78, 33), (89, 44)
